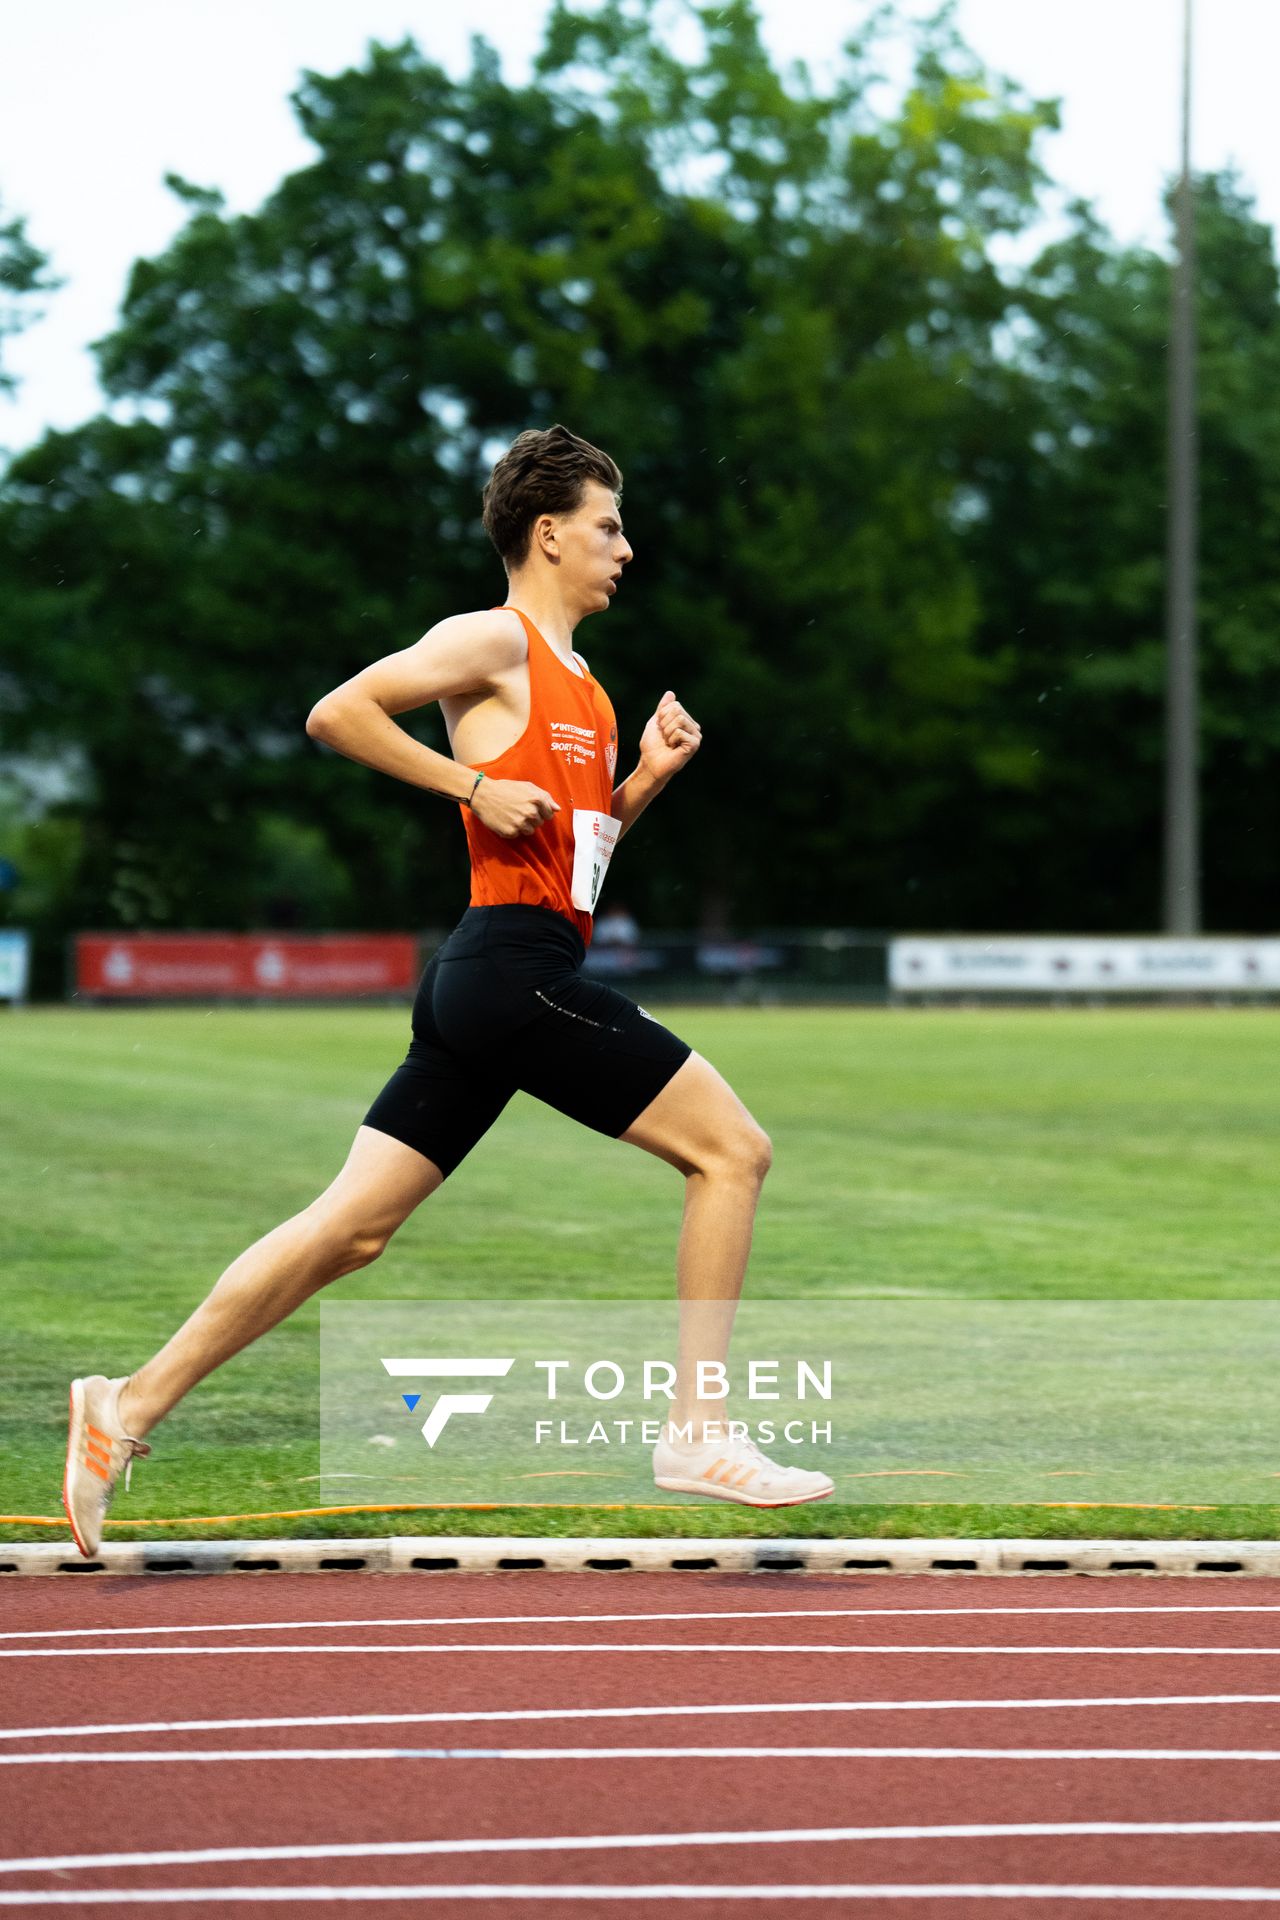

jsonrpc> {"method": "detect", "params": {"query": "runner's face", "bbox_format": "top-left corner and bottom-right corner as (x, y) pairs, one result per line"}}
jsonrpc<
(556, 481), (632, 609)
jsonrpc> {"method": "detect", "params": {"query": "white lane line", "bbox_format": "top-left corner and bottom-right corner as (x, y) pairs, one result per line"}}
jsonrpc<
(5, 1744), (1280, 1768)
(3, 1885), (1280, 1907)
(5, 1695), (1275, 1744)
(6, 1820), (1280, 1876)
(4, 1640), (1280, 1660)
(7, 1604), (1280, 1642)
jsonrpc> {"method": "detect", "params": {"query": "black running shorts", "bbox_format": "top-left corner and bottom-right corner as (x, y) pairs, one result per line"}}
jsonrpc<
(363, 904), (693, 1178)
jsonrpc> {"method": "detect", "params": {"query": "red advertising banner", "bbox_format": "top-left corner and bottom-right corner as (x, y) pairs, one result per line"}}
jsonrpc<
(76, 934), (419, 999)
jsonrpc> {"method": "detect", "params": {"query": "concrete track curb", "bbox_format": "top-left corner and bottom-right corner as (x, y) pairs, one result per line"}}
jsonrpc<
(2, 1536), (1278, 1575)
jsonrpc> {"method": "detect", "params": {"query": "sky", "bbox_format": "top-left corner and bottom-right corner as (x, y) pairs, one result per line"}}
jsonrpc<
(2, 0), (1277, 456)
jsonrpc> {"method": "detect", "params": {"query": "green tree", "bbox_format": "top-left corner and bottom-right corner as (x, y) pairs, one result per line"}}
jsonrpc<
(0, 199), (55, 396)
(0, 201), (61, 973)
(967, 169), (1280, 931)
(2, 2), (1064, 944)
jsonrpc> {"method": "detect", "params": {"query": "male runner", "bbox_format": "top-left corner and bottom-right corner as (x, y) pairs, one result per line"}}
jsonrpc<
(63, 424), (833, 1556)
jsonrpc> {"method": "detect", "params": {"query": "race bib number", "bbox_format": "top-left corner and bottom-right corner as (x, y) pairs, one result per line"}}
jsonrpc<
(570, 808), (621, 914)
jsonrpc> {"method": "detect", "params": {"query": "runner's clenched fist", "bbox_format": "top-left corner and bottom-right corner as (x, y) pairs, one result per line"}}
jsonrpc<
(472, 778), (560, 839)
(639, 690), (702, 785)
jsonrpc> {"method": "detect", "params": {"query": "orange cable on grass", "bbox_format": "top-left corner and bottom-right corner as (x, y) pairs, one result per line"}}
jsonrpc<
(1, 1497), (1228, 1528)
(841, 1470), (965, 1478)
(0, 1502), (692, 1529)
(1037, 1500), (1220, 1511)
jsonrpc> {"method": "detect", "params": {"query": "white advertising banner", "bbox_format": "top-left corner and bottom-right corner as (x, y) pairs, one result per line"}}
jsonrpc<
(0, 930), (30, 1003)
(890, 936), (1280, 994)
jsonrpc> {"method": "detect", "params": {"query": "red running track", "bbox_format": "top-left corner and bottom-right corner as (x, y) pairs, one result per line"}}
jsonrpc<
(2, 1571), (1280, 1913)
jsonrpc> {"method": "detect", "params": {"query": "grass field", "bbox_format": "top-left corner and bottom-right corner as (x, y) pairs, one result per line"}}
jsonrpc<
(4, 1002), (1280, 1543)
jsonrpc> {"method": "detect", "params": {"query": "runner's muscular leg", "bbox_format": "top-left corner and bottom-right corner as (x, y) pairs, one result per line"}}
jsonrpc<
(619, 1052), (772, 1433)
(117, 1126), (441, 1437)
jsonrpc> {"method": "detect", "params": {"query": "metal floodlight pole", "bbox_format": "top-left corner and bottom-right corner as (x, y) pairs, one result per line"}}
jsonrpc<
(1163, 0), (1199, 933)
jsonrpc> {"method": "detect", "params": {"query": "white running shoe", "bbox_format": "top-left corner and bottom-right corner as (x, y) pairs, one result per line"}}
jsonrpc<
(653, 1422), (834, 1508)
(62, 1376), (151, 1559)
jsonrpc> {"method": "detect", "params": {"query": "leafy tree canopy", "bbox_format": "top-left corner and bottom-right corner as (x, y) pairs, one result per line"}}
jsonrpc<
(2, 0), (1278, 953)
(0, 200), (57, 396)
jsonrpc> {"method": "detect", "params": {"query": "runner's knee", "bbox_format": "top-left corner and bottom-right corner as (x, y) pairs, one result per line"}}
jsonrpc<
(701, 1122), (772, 1186)
(303, 1206), (395, 1275)
(342, 1225), (392, 1270)
(744, 1124), (773, 1183)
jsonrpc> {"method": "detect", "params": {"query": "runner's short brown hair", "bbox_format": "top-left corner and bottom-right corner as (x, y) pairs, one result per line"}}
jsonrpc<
(482, 424), (623, 570)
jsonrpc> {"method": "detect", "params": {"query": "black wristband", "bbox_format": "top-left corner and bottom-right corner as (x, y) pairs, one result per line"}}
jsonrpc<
(465, 770), (485, 808)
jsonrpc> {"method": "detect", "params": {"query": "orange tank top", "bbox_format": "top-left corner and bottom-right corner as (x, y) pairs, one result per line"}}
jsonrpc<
(461, 606), (619, 945)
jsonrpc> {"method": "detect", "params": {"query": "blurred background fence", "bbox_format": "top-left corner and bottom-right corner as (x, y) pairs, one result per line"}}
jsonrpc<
(0, 926), (1262, 1008)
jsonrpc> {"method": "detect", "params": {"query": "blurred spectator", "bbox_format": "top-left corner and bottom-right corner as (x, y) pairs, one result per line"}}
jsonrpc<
(595, 901), (641, 946)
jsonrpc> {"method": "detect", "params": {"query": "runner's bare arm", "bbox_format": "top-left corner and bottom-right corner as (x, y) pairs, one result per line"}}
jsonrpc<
(306, 611), (559, 837)
(612, 690), (702, 841)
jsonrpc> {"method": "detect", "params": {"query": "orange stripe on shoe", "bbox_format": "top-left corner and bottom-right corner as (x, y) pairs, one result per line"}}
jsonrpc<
(84, 1458), (110, 1482)
(86, 1424), (111, 1444)
(85, 1441), (111, 1467)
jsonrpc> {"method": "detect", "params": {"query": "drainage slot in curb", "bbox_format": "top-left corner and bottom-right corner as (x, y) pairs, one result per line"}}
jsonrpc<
(12, 1538), (1264, 1580)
